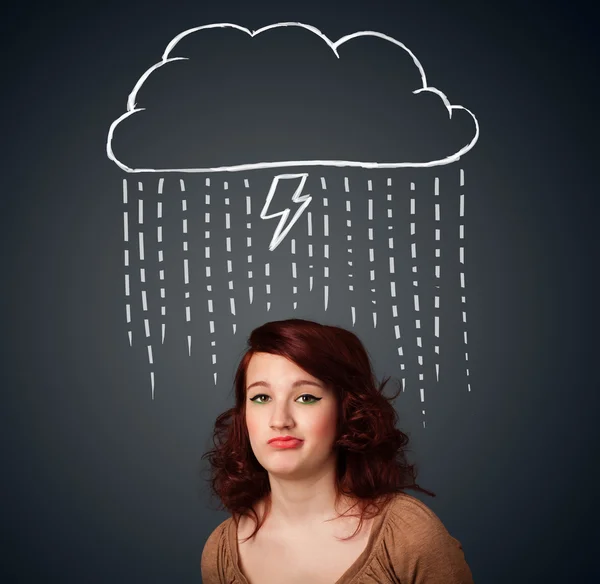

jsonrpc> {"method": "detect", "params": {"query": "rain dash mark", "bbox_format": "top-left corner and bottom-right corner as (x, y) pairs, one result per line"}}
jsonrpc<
(291, 237), (298, 310)
(157, 178), (166, 345)
(433, 177), (441, 382)
(410, 182), (426, 417)
(460, 168), (471, 391)
(205, 177), (217, 385)
(323, 187), (329, 311)
(368, 179), (377, 328)
(386, 177), (406, 392)
(224, 183), (237, 335)
(262, 183), (274, 311)
(245, 180), (253, 306)
(307, 209), (314, 293)
(123, 179), (132, 347)
(181, 179), (192, 358)
(138, 181), (155, 398)
(345, 176), (356, 326)
(265, 262), (271, 312)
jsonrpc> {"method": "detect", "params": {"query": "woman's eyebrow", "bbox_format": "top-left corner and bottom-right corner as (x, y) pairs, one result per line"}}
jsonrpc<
(246, 379), (324, 392)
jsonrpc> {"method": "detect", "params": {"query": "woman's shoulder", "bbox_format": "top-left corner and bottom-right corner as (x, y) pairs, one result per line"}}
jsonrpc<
(200, 516), (234, 582)
(386, 491), (442, 520)
(382, 491), (454, 539)
(202, 516), (232, 553)
(377, 492), (474, 583)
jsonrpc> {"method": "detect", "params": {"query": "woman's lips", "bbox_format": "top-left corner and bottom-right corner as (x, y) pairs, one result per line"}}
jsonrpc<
(269, 439), (304, 449)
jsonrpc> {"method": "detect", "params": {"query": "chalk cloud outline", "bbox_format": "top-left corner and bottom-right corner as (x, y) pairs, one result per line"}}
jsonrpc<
(106, 21), (480, 173)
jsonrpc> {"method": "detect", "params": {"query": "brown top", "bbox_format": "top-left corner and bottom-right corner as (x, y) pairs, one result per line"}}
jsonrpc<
(201, 492), (474, 583)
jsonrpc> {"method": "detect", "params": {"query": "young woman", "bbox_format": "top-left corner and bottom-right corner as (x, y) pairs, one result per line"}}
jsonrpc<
(200, 318), (474, 583)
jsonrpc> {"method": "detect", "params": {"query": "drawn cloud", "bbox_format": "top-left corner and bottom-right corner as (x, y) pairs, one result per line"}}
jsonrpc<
(107, 22), (479, 173)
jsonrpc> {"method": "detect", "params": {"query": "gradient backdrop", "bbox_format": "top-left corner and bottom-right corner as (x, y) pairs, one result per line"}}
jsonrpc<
(2, 1), (598, 583)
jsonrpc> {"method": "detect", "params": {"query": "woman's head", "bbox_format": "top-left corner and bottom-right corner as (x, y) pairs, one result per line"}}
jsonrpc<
(244, 351), (339, 484)
(201, 318), (435, 540)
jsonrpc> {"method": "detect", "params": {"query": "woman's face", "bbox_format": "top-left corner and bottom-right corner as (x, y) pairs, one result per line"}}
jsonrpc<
(244, 352), (338, 480)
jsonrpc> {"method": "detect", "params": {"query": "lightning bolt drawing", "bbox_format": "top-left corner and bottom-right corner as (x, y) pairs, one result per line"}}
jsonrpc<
(260, 173), (312, 251)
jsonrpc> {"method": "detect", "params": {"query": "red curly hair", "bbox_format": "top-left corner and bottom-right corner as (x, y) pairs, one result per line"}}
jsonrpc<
(200, 318), (435, 542)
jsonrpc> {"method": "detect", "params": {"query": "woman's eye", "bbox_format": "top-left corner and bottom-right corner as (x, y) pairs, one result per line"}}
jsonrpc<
(250, 394), (321, 404)
(299, 393), (321, 403)
(298, 394), (319, 404)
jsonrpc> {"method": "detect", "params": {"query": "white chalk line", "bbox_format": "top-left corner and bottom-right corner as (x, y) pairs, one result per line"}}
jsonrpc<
(386, 177), (406, 392)
(265, 261), (271, 312)
(289, 177), (308, 312)
(409, 181), (426, 413)
(344, 176), (356, 326)
(245, 180), (253, 308)
(460, 168), (471, 392)
(264, 179), (272, 309)
(368, 179), (377, 328)
(181, 179), (193, 362)
(224, 183), (237, 335)
(137, 181), (155, 398)
(434, 176), (441, 384)
(323, 186), (329, 311)
(307, 207), (314, 294)
(203, 178), (217, 385)
(122, 179), (132, 348)
(291, 237), (298, 310)
(157, 178), (166, 347)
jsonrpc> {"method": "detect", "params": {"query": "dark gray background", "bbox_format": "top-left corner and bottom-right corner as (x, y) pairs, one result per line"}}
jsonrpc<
(2, 1), (598, 583)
